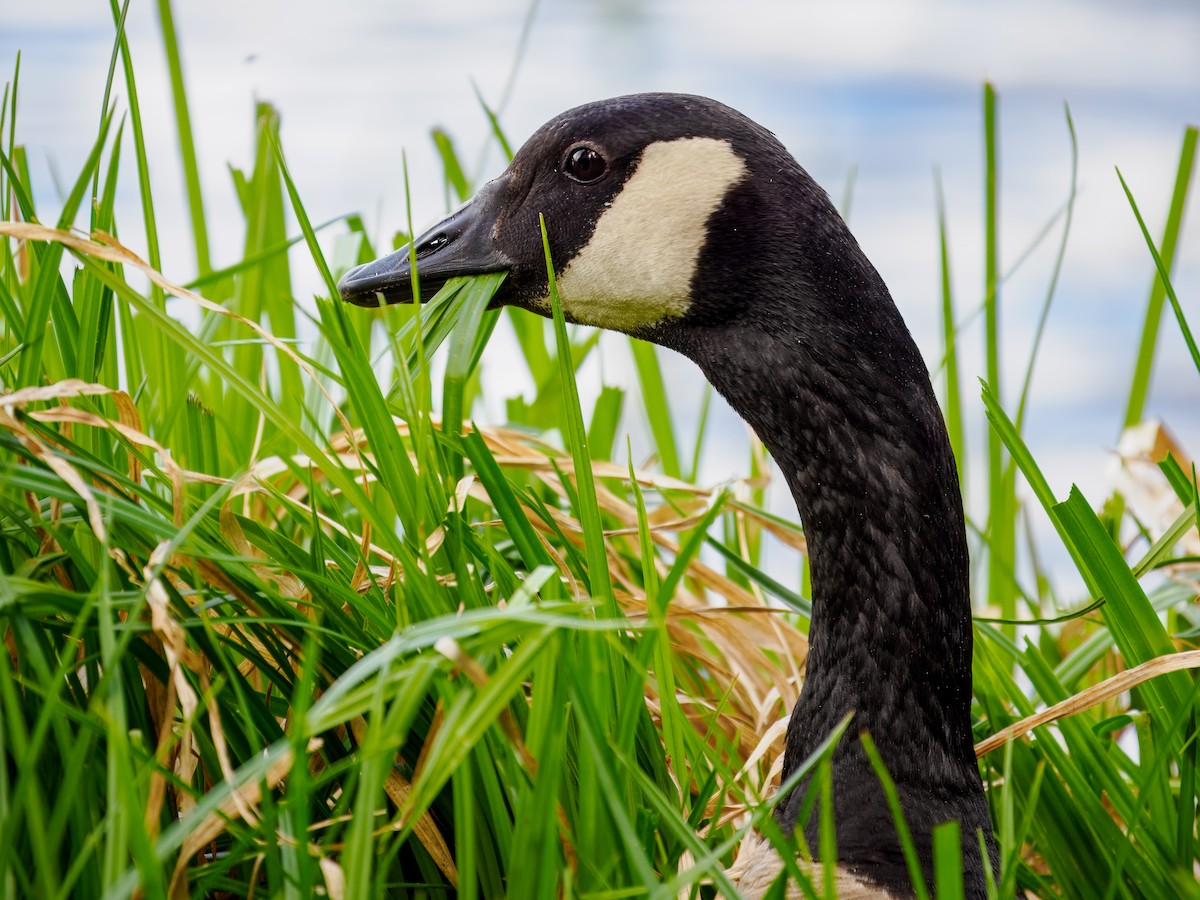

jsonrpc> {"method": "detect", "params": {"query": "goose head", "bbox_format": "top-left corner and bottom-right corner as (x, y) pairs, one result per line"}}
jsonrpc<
(339, 93), (849, 343)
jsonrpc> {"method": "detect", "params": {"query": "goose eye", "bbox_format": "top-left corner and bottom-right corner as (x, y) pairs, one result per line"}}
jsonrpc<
(563, 146), (607, 183)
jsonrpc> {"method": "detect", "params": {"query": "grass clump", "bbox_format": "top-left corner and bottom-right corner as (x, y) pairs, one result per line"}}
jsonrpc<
(2, 8), (1200, 899)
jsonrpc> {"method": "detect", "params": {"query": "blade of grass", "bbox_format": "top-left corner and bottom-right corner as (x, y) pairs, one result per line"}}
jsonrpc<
(154, 0), (211, 276)
(629, 338), (681, 478)
(432, 128), (471, 205)
(1013, 103), (1078, 433)
(92, 0), (128, 207)
(539, 213), (615, 614)
(443, 273), (505, 480)
(933, 821), (965, 900)
(586, 385), (623, 462)
(1052, 489), (1190, 701)
(1116, 166), (1200, 376)
(705, 536), (811, 615)
(982, 82), (1017, 635)
(106, 0), (174, 419)
(1122, 126), (1198, 427)
(934, 166), (965, 477)
(15, 104), (115, 386)
(860, 732), (931, 900)
(628, 444), (686, 791)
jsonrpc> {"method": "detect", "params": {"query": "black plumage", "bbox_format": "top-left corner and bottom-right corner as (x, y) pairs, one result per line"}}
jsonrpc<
(340, 92), (1000, 898)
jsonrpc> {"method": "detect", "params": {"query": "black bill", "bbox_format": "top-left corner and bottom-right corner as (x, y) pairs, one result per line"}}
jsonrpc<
(338, 177), (513, 307)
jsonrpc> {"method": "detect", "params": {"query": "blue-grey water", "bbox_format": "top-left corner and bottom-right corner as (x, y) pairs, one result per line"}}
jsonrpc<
(3, 0), (1198, 600)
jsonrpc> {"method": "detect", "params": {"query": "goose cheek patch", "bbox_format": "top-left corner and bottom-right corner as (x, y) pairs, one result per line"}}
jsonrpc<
(545, 137), (747, 332)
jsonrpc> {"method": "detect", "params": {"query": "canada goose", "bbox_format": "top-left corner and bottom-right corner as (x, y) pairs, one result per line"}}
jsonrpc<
(339, 92), (1000, 898)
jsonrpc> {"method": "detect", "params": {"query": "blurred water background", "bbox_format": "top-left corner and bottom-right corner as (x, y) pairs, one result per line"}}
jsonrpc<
(3, 0), (1198, 596)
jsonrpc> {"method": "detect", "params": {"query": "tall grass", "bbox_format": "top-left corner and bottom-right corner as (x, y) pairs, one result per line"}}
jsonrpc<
(2, 8), (1199, 899)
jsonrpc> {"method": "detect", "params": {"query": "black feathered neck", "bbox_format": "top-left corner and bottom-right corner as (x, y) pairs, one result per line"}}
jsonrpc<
(646, 149), (998, 896)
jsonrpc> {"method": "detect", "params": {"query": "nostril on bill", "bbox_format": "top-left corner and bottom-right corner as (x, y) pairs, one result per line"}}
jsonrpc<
(417, 233), (449, 257)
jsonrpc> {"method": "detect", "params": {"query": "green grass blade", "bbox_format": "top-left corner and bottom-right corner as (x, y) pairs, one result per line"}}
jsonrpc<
(3, 52), (17, 204)
(444, 274), (506, 479)
(472, 84), (514, 163)
(934, 167), (965, 478)
(627, 445), (687, 789)
(860, 732), (931, 900)
(77, 118), (125, 385)
(106, 0), (173, 412)
(982, 82), (1017, 633)
(629, 338), (682, 478)
(15, 104), (115, 386)
(1123, 126), (1198, 427)
(687, 382), (712, 483)
(1116, 165), (1200, 377)
(92, 0), (127, 206)
(933, 821), (966, 900)
(1052, 489), (1184, 677)
(1014, 103), (1078, 432)
(154, 0), (211, 276)
(432, 127), (471, 205)
(586, 385), (624, 462)
(705, 536), (811, 614)
(539, 214), (615, 613)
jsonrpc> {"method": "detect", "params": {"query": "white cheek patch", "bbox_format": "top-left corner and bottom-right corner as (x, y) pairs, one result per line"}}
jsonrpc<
(540, 137), (747, 332)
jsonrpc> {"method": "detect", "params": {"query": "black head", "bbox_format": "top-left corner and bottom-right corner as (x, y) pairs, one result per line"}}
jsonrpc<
(338, 93), (829, 336)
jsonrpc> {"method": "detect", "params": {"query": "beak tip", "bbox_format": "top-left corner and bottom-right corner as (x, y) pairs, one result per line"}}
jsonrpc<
(337, 261), (395, 306)
(336, 271), (359, 303)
